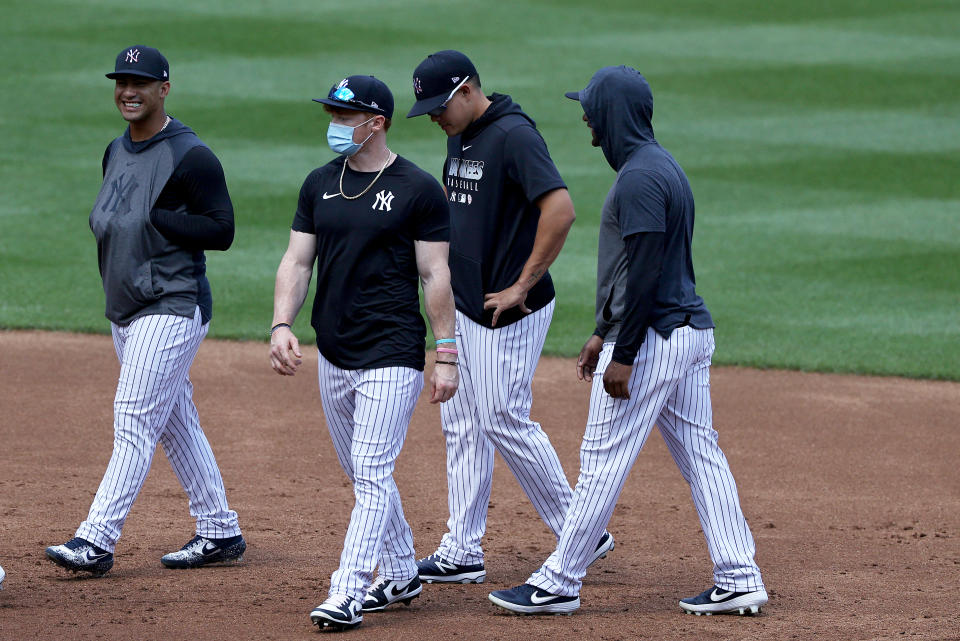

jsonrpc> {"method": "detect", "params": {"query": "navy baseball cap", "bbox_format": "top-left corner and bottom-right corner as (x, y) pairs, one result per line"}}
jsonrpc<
(313, 75), (394, 119)
(106, 45), (169, 81)
(407, 50), (478, 118)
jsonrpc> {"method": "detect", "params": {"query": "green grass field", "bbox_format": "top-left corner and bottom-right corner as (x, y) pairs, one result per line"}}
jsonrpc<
(1, 0), (957, 379)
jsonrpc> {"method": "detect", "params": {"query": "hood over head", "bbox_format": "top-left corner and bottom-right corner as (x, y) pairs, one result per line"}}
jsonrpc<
(566, 65), (655, 171)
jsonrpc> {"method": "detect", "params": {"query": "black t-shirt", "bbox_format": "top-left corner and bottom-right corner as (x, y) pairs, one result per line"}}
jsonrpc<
(444, 94), (567, 328)
(292, 155), (449, 370)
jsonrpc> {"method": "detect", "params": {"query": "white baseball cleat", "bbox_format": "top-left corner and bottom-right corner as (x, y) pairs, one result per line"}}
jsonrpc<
(310, 594), (363, 631)
(417, 552), (486, 583)
(679, 585), (768, 615)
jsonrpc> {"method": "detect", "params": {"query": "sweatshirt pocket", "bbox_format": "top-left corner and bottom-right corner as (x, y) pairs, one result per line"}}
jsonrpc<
(114, 261), (156, 308)
(133, 261), (157, 301)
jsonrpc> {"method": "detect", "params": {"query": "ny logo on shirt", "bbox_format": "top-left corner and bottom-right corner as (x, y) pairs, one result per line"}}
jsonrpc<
(103, 173), (140, 215)
(372, 190), (394, 212)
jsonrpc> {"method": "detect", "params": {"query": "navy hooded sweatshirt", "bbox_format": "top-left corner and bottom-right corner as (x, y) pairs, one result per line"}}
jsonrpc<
(577, 66), (712, 364)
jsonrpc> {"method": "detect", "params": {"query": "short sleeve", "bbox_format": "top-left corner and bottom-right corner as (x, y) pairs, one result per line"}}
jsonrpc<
(292, 171), (319, 234)
(503, 125), (566, 204)
(412, 174), (449, 242)
(615, 169), (667, 238)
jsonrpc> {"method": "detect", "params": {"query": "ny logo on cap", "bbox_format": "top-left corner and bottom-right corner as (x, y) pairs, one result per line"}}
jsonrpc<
(413, 77), (422, 95)
(125, 48), (140, 63)
(337, 78), (349, 89)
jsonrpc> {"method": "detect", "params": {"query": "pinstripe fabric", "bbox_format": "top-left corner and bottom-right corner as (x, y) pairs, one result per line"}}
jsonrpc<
(436, 300), (573, 565)
(76, 308), (240, 552)
(318, 353), (423, 602)
(528, 326), (763, 596)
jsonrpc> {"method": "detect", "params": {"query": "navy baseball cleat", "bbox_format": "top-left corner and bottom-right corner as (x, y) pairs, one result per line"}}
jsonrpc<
(46, 537), (115, 576)
(417, 552), (486, 583)
(489, 583), (580, 615)
(679, 585), (768, 616)
(589, 531), (615, 567)
(363, 575), (422, 612)
(160, 534), (246, 569)
(311, 594), (363, 631)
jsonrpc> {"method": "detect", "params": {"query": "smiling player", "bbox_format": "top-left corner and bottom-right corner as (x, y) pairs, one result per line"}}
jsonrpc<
(46, 44), (244, 577)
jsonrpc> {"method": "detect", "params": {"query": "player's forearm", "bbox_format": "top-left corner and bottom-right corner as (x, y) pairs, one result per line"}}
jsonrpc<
(272, 256), (312, 326)
(611, 232), (664, 365)
(513, 189), (575, 293)
(150, 207), (234, 251)
(421, 269), (456, 340)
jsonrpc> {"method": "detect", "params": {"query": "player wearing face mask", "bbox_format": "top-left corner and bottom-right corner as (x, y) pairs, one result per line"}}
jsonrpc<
(268, 75), (458, 632)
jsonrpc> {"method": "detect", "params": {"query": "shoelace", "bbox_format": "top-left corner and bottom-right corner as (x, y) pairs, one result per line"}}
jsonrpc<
(327, 594), (353, 609)
(186, 538), (207, 552)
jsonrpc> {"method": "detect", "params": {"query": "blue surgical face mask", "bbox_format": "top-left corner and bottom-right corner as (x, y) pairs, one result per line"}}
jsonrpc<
(327, 116), (375, 156)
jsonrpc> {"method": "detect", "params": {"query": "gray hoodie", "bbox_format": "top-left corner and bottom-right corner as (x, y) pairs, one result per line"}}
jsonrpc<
(90, 119), (210, 326)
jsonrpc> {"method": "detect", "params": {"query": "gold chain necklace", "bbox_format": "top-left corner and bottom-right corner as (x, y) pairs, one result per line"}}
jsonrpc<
(160, 115), (171, 132)
(339, 150), (393, 200)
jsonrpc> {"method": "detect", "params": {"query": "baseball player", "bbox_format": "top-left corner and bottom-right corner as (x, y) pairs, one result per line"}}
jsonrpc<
(46, 45), (245, 577)
(407, 50), (613, 583)
(269, 75), (458, 632)
(489, 66), (767, 616)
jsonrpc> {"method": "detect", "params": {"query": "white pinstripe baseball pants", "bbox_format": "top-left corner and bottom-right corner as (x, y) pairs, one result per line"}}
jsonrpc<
(317, 353), (423, 602)
(528, 326), (764, 596)
(76, 308), (241, 553)
(436, 300), (574, 565)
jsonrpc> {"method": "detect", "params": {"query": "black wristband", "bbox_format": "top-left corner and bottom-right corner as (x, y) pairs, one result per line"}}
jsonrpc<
(435, 360), (459, 366)
(270, 322), (291, 336)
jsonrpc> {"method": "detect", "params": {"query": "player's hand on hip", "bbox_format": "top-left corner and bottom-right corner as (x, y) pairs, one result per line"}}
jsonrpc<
(603, 360), (632, 399)
(269, 327), (302, 376)
(483, 285), (531, 327)
(430, 362), (459, 404)
(577, 335), (604, 381)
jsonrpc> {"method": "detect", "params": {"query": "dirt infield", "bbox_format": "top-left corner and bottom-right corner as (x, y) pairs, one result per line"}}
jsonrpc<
(0, 330), (957, 640)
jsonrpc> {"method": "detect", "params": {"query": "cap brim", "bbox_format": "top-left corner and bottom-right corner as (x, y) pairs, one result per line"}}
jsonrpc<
(564, 90), (581, 101)
(312, 97), (385, 115)
(106, 70), (166, 80)
(406, 93), (448, 118)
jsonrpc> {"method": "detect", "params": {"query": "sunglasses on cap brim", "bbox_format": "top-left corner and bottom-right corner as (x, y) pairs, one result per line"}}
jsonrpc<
(427, 76), (470, 117)
(329, 85), (382, 113)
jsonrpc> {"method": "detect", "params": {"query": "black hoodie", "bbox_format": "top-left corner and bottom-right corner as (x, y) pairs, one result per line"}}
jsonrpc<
(443, 93), (567, 328)
(578, 66), (712, 362)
